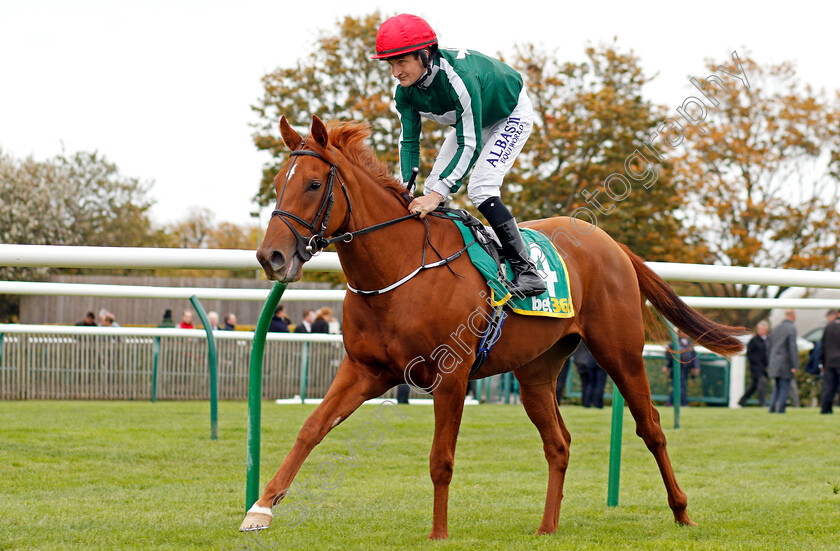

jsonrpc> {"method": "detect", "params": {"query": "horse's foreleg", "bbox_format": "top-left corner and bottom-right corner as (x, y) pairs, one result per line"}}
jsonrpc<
(428, 375), (469, 540)
(239, 359), (391, 532)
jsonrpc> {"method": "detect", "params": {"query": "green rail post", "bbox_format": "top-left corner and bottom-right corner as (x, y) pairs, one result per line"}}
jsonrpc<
(151, 336), (160, 403)
(246, 282), (287, 511)
(669, 326), (681, 430)
(607, 382), (625, 507)
(300, 342), (309, 404)
(190, 295), (218, 440)
(503, 372), (511, 404)
(475, 378), (483, 403)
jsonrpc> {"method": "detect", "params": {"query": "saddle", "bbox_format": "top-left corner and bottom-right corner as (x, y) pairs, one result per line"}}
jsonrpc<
(429, 207), (508, 377)
(430, 207), (505, 277)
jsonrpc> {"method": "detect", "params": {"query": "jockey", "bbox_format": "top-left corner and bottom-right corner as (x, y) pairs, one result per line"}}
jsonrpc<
(372, 13), (547, 298)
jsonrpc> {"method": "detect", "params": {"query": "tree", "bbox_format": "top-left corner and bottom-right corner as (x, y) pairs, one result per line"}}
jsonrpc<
(167, 207), (216, 249)
(250, 11), (446, 207)
(505, 43), (691, 261)
(671, 52), (840, 327)
(0, 148), (157, 321)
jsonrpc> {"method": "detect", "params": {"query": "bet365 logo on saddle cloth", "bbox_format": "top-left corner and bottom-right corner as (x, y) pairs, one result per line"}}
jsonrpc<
(452, 220), (575, 319)
(502, 232), (574, 318)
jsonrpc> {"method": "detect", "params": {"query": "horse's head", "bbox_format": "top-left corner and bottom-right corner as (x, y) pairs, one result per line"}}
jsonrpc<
(257, 115), (351, 282)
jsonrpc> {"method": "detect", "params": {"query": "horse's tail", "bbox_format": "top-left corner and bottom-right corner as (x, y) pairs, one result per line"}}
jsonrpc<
(619, 243), (748, 357)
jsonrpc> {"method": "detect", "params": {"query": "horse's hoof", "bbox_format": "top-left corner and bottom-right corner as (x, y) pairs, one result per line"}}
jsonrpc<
(428, 531), (449, 540)
(535, 527), (557, 536)
(239, 512), (273, 532)
(674, 512), (697, 527)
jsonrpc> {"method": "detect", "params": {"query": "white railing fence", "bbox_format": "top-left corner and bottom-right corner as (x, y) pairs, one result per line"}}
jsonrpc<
(2, 244), (839, 407)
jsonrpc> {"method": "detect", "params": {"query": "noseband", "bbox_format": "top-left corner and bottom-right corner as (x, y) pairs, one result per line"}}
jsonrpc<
(270, 148), (353, 261)
(270, 145), (422, 263)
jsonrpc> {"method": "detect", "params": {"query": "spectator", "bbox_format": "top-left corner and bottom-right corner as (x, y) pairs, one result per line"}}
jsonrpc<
(311, 308), (330, 334)
(575, 342), (606, 408)
(739, 321), (770, 407)
(75, 312), (96, 326)
(158, 309), (175, 328)
(396, 384), (411, 404)
(820, 309), (840, 414)
(222, 313), (237, 331)
(586, 364), (608, 409)
(268, 305), (291, 333)
(573, 343), (591, 405)
(317, 307), (340, 334)
(207, 311), (220, 331)
(555, 356), (571, 406)
(294, 310), (316, 333)
(768, 309), (800, 414)
(178, 310), (195, 329)
(101, 311), (120, 328)
(664, 330), (700, 407)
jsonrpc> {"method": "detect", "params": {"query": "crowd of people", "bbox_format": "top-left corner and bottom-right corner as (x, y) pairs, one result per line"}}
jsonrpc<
(268, 305), (341, 334)
(75, 304), (341, 335)
(738, 309), (840, 414)
(74, 303), (838, 412)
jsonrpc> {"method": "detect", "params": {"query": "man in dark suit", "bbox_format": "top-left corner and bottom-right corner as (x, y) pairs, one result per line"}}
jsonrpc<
(268, 305), (291, 333)
(294, 309), (315, 333)
(768, 310), (800, 413)
(664, 330), (700, 407)
(819, 309), (840, 414)
(575, 342), (606, 408)
(739, 321), (769, 407)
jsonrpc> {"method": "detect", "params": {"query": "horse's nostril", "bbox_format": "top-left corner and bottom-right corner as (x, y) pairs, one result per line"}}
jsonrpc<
(270, 251), (285, 271)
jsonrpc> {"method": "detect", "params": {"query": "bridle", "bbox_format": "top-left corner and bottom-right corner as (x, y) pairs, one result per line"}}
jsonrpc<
(270, 145), (418, 262)
(270, 147), (352, 262)
(269, 141), (475, 297)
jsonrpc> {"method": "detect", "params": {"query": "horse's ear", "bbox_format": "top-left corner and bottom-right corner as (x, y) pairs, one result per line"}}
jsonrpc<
(310, 115), (329, 148)
(279, 116), (303, 151)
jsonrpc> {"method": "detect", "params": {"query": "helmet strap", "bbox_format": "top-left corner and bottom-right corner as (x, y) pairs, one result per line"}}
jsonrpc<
(418, 49), (430, 68)
(411, 49), (434, 88)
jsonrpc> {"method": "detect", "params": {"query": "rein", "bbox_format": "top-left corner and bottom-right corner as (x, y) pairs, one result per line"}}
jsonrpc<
(270, 145), (465, 294)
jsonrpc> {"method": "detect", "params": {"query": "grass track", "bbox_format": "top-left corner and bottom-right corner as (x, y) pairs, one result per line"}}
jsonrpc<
(0, 401), (838, 550)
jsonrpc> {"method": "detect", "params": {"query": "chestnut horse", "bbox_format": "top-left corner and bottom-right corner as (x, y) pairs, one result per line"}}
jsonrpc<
(242, 115), (745, 539)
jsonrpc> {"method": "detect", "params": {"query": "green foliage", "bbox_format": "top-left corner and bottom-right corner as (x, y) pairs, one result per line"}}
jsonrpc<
(0, 149), (159, 320)
(507, 43), (690, 261)
(250, 12), (448, 208)
(672, 53), (840, 327)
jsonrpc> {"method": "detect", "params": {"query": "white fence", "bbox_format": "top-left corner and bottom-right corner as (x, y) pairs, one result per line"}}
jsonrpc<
(0, 325), (348, 401)
(2, 244), (839, 407)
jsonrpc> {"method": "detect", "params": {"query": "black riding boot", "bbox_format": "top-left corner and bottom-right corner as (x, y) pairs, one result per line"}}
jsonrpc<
(493, 218), (547, 298)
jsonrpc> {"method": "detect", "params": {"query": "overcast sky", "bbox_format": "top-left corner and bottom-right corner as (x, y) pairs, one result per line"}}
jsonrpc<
(2, 0), (838, 229)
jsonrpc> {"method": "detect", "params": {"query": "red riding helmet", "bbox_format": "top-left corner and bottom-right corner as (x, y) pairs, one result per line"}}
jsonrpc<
(371, 14), (438, 60)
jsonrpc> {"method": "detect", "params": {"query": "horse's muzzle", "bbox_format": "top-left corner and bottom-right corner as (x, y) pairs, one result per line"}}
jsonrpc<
(256, 247), (302, 282)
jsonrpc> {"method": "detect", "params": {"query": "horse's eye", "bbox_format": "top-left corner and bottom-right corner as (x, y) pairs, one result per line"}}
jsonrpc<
(307, 180), (322, 191)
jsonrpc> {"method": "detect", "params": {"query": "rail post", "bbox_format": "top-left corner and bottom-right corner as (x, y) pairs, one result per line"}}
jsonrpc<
(669, 326), (681, 429)
(151, 336), (160, 403)
(299, 342), (309, 404)
(190, 295), (218, 440)
(607, 381), (625, 507)
(245, 282), (287, 511)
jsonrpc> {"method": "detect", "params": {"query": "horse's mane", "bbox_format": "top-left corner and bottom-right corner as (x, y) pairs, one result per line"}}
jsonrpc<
(325, 120), (404, 195)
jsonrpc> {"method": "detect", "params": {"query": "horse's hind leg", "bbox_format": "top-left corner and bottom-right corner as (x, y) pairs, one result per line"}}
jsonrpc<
(584, 328), (696, 526)
(513, 342), (574, 535)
